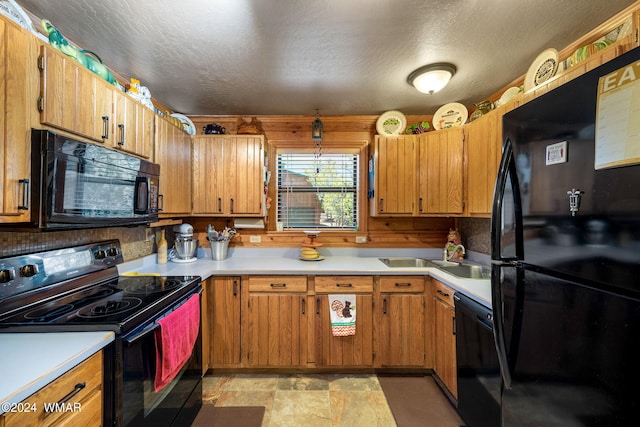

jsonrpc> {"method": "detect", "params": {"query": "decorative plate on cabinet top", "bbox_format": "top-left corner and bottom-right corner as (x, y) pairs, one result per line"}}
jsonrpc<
(495, 86), (522, 107)
(376, 111), (407, 135)
(0, 0), (34, 32)
(432, 102), (468, 130)
(170, 113), (196, 135)
(524, 48), (559, 91)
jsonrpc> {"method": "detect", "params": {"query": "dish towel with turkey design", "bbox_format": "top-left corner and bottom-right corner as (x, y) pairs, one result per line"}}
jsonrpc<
(154, 294), (200, 392)
(329, 294), (356, 336)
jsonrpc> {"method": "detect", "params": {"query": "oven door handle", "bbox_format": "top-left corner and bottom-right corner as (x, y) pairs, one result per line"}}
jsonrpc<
(124, 287), (203, 345)
(124, 322), (161, 345)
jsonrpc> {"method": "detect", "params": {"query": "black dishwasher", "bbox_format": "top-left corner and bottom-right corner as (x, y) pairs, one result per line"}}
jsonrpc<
(454, 292), (500, 427)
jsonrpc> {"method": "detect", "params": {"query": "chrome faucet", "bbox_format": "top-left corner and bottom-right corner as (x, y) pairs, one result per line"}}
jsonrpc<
(445, 244), (466, 262)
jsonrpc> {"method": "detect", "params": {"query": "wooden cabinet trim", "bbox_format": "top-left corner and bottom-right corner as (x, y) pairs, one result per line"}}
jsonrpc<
(248, 276), (307, 293)
(432, 279), (455, 306)
(314, 276), (374, 293)
(379, 276), (425, 293)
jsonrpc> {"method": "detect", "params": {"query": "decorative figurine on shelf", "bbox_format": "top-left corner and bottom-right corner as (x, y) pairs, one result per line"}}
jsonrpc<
(445, 229), (466, 262)
(41, 19), (124, 91)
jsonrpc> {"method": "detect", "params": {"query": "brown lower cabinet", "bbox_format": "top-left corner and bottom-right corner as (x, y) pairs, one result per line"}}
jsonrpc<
(244, 276), (308, 367)
(0, 350), (103, 427)
(377, 276), (427, 367)
(202, 274), (434, 371)
(432, 278), (458, 398)
(313, 276), (374, 367)
(205, 277), (242, 368)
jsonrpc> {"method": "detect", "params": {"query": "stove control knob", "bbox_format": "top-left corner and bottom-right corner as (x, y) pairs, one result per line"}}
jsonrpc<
(0, 268), (16, 283)
(20, 264), (39, 277)
(107, 247), (119, 257)
(95, 249), (106, 260)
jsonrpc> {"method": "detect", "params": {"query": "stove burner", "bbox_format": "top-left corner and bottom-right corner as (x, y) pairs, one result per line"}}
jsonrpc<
(84, 287), (119, 300)
(77, 297), (143, 318)
(124, 278), (183, 295)
(24, 304), (76, 322)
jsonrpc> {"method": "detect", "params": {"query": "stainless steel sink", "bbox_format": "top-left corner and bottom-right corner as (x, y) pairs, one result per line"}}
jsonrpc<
(438, 264), (491, 279)
(378, 257), (490, 279)
(378, 257), (433, 268)
(429, 260), (460, 267)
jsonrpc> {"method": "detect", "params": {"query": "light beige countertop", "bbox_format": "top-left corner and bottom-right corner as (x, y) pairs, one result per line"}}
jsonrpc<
(0, 331), (114, 414)
(118, 247), (492, 307)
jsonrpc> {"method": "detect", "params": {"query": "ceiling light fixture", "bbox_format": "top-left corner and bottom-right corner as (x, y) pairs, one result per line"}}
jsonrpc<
(407, 63), (457, 95)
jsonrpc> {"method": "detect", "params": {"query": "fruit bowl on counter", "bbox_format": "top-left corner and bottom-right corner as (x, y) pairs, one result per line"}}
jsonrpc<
(300, 231), (324, 261)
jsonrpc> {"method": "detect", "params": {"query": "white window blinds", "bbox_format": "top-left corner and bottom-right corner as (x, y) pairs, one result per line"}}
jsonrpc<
(276, 151), (359, 230)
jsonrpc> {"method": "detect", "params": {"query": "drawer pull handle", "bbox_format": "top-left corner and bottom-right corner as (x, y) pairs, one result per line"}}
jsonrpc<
(270, 283), (287, 288)
(437, 289), (450, 297)
(302, 298), (306, 315)
(52, 382), (86, 410)
(395, 282), (412, 287)
(336, 283), (352, 287)
(383, 298), (387, 314)
(316, 297), (321, 315)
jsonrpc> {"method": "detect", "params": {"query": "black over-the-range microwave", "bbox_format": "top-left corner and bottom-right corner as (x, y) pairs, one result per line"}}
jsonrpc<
(5, 129), (160, 230)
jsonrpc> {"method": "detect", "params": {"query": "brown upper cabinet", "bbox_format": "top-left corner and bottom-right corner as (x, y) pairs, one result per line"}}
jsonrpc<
(112, 88), (153, 159)
(464, 99), (518, 216)
(370, 135), (415, 216)
(370, 128), (464, 217)
(0, 18), (38, 223)
(416, 128), (464, 216)
(192, 135), (264, 216)
(38, 44), (152, 159)
(155, 115), (192, 216)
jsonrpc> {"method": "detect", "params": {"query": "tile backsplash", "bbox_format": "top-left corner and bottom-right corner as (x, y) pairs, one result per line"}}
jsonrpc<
(0, 226), (154, 260)
(459, 218), (491, 255)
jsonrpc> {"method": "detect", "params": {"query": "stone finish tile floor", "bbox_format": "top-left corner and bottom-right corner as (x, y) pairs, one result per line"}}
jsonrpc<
(202, 374), (398, 426)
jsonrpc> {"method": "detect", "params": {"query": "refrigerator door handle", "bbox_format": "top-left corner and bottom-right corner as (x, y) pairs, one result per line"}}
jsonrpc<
(491, 138), (524, 389)
(491, 138), (524, 262)
(492, 263), (513, 389)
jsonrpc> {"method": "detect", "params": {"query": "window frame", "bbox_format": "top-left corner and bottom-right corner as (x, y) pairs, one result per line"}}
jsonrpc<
(268, 140), (369, 234)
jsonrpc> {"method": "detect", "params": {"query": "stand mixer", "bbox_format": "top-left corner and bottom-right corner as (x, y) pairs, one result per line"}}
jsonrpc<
(171, 223), (198, 262)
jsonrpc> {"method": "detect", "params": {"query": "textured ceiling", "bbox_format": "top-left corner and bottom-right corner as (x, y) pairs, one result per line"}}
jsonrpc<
(15, 0), (636, 116)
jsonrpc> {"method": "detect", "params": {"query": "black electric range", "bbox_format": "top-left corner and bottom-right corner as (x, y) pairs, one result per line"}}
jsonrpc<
(0, 240), (204, 427)
(0, 240), (200, 335)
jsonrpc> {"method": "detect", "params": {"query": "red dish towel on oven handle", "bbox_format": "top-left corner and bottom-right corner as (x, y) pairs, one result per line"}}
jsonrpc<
(154, 293), (200, 392)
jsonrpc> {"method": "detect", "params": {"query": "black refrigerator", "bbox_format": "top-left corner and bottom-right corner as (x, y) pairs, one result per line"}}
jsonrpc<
(491, 47), (640, 426)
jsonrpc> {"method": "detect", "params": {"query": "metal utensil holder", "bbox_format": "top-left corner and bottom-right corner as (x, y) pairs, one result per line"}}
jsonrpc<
(210, 240), (229, 260)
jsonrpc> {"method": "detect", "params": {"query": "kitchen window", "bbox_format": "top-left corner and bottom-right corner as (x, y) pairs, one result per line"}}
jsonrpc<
(276, 148), (360, 230)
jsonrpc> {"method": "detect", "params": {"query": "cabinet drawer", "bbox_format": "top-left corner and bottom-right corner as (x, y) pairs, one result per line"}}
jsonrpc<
(2, 350), (103, 427)
(433, 279), (455, 306)
(379, 276), (425, 293)
(248, 276), (307, 292)
(314, 276), (373, 293)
